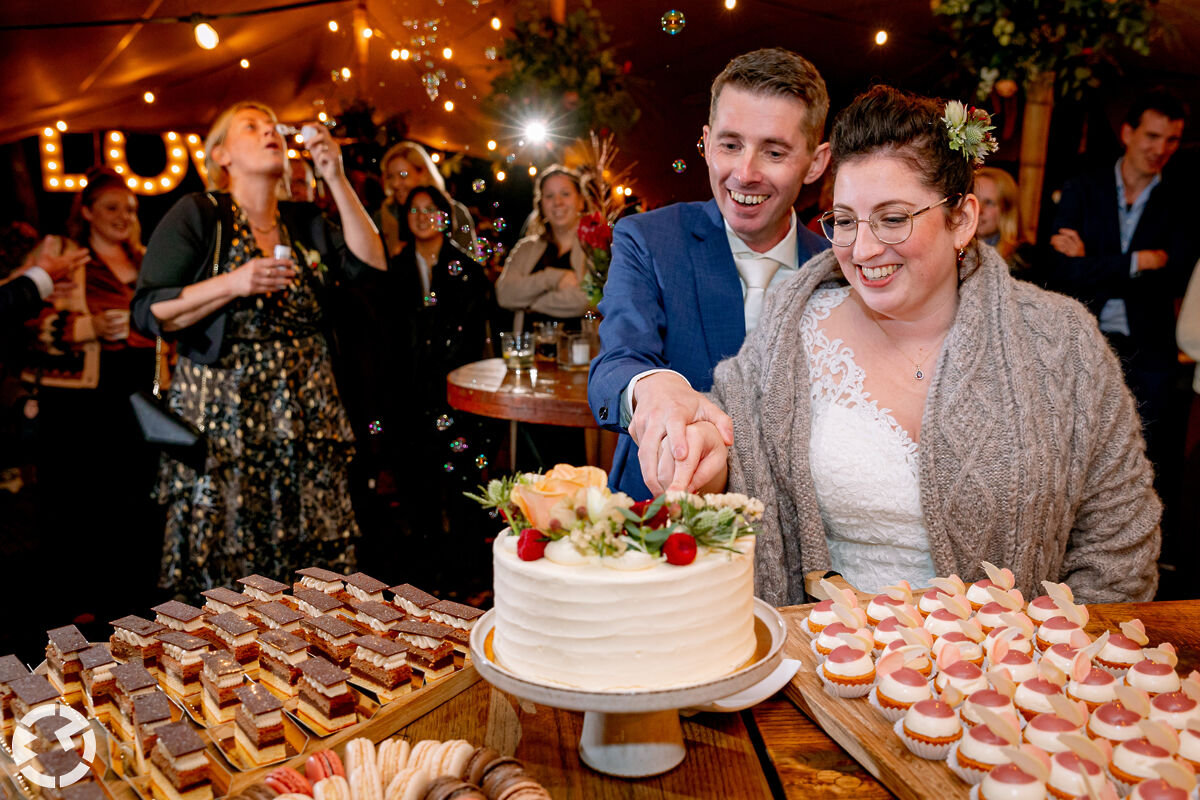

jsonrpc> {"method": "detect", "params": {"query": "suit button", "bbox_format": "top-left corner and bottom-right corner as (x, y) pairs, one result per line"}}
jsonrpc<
(599, 406), (608, 421)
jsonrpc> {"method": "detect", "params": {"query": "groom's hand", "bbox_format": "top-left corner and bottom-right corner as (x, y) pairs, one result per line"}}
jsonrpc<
(630, 372), (733, 494)
(663, 420), (729, 494)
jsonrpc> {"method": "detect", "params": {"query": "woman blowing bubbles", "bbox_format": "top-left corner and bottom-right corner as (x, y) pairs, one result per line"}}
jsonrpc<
(132, 102), (385, 595)
(660, 86), (1160, 605)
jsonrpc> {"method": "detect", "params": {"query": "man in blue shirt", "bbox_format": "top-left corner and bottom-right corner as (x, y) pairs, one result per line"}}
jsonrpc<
(588, 48), (831, 499)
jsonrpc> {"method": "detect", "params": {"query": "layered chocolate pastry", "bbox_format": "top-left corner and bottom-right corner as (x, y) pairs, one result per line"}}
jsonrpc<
(33, 749), (96, 800)
(343, 572), (388, 604)
(391, 620), (456, 680)
(9, 673), (61, 722)
(109, 615), (167, 668)
(206, 613), (259, 669)
(249, 602), (304, 633)
(133, 690), (173, 759)
(293, 588), (345, 620)
(296, 657), (356, 732)
(427, 600), (484, 654)
(199, 652), (244, 724)
(200, 587), (254, 619)
(300, 615), (358, 666)
(389, 584), (438, 618)
(257, 629), (308, 697)
(157, 631), (210, 698)
(111, 662), (159, 740)
(152, 601), (207, 635)
(78, 644), (116, 718)
(237, 575), (289, 604)
(32, 713), (90, 756)
(59, 782), (106, 800)
(295, 567), (345, 596)
(232, 683), (285, 764)
(45, 625), (90, 698)
(0, 654), (32, 735)
(150, 721), (213, 800)
(354, 601), (403, 638)
(349, 636), (412, 694)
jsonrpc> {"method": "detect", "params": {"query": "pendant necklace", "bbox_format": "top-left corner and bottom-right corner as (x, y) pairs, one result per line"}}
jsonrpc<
(873, 322), (948, 381)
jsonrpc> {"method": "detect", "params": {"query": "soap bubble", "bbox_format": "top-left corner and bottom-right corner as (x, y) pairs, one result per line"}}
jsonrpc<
(492, 201), (501, 209)
(435, 414), (454, 431)
(484, 47), (497, 60)
(425, 86), (439, 101)
(455, 79), (467, 89)
(443, 462), (454, 472)
(672, 159), (687, 173)
(505, 153), (516, 164)
(661, 9), (685, 35)
(494, 217), (506, 232)
(475, 455), (488, 469)
(433, 211), (449, 231)
(447, 260), (463, 276)
(367, 420), (384, 435)
(423, 292), (438, 307)
(471, 179), (486, 193)
(450, 437), (468, 453)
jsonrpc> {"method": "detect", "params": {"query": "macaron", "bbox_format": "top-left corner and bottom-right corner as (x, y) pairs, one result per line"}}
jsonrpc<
(349, 764), (383, 800)
(266, 767), (313, 797)
(345, 738), (379, 778)
(463, 748), (502, 787)
(480, 762), (527, 800)
(313, 777), (351, 800)
(408, 741), (441, 774)
(421, 776), (465, 800)
(241, 784), (280, 800)
(493, 782), (549, 800)
(384, 768), (431, 800)
(274, 794), (314, 800)
(377, 739), (412, 787)
(436, 740), (475, 780)
(307, 751), (346, 784)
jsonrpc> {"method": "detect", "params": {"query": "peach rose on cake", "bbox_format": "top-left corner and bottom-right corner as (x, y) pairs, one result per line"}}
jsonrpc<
(510, 464), (609, 531)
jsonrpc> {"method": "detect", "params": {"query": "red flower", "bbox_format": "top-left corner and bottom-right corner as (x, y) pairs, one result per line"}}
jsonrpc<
(630, 499), (671, 529)
(577, 212), (613, 251)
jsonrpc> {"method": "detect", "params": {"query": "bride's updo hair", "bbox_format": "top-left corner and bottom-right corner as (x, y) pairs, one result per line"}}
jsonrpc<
(830, 85), (975, 218)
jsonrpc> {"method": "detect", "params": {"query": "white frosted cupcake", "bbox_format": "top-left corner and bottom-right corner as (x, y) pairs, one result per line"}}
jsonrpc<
(1046, 751), (1111, 800)
(1127, 660), (1182, 696)
(1181, 727), (1200, 772)
(936, 660), (990, 698)
(1150, 691), (1200, 730)
(804, 599), (839, 636)
(1108, 737), (1177, 795)
(990, 651), (1039, 685)
(1066, 666), (1119, 712)
(985, 627), (1035, 661)
(1023, 713), (1082, 753)
(870, 664), (932, 722)
(818, 644), (876, 698)
(963, 689), (1020, 729)
(951, 718), (1021, 785)
(1095, 633), (1145, 677)
(1087, 700), (1146, 745)
(866, 592), (915, 627)
(813, 621), (872, 658)
(1014, 677), (1064, 722)
(925, 608), (970, 639)
(895, 699), (962, 760)
(1041, 643), (1080, 677)
(933, 631), (986, 667)
(975, 601), (1013, 635)
(1127, 779), (1197, 800)
(1035, 616), (1083, 653)
(974, 762), (1048, 800)
(873, 616), (910, 653)
(1026, 594), (1066, 625)
(882, 638), (934, 678)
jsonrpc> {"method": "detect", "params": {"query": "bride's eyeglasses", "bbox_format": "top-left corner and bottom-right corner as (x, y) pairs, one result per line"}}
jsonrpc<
(819, 194), (962, 247)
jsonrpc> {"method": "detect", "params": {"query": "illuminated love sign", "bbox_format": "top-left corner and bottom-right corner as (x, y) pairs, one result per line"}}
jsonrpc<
(40, 128), (209, 194)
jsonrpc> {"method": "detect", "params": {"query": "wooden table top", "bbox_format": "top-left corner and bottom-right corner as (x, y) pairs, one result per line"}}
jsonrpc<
(389, 599), (1199, 800)
(446, 358), (596, 428)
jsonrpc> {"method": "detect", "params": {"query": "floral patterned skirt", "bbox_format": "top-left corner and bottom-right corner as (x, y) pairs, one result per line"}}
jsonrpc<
(155, 333), (359, 595)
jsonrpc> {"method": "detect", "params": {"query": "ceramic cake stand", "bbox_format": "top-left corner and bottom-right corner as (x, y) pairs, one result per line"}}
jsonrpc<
(469, 598), (793, 778)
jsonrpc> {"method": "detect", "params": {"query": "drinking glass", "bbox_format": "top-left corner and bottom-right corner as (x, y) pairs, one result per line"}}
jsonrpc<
(500, 331), (534, 372)
(534, 321), (559, 363)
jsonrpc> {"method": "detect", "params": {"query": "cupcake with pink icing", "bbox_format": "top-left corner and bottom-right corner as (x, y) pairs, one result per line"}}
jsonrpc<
(805, 578), (860, 636)
(1046, 735), (1114, 800)
(977, 585), (1027, 635)
(919, 575), (967, 617)
(1023, 695), (1089, 753)
(1107, 721), (1182, 796)
(973, 750), (1051, 800)
(1042, 635), (1090, 677)
(1015, 660), (1068, 722)
(882, 628), (936, 678)
(869, 647), (933, 722)
(1175, 720), (1200, 772)
(984, 613), (1037, 662)
(895, 698), (962, 760)
(873, 606), (924, 653)
(966, 562), (1020, 612)
(819, 641), (877, 699)
(1065, 637), (1121, 712)
(1027, 581), (1079, 626)
(1126, 761), (1198, 800)
(950, 706), (1025, 785)
(925, 593), (974, 640)
(989, 637), (1040, 684)
(935, 643), (990, 698)
(866, 580), (919, 627)
(1095, 619), (1150, 678)
(933, 624), (988, 668)
(962, 673), (1020, 729)
(813, 602), (872, 658)
(1087, 686), (1151, 746)
(1127, 645), (1182, 696)
(1033, 583), (1090, 653)
(1149, 675), (1200, 730)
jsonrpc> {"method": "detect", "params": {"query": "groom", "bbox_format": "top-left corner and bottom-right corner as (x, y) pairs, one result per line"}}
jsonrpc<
(588, 47), (832, 499)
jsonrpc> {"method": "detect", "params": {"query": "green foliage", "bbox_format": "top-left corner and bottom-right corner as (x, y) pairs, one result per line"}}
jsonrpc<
(932, 0), (1160, 100)
(486, 0), (640, 137)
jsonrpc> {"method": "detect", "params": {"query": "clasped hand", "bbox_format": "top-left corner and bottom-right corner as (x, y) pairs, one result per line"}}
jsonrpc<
(629, 372), (733, 494)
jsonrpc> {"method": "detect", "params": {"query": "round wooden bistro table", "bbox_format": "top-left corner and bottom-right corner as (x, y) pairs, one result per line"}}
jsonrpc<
(446, 357), (615, 470)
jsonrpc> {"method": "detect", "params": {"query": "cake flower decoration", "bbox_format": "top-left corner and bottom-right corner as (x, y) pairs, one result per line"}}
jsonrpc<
(942, 100), (998, 166)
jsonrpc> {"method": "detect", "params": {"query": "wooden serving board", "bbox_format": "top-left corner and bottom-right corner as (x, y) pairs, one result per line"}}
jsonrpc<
(780, 605), (970, 800)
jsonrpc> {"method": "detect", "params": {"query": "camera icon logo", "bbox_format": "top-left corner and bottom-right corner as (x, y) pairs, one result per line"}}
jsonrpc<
(11, 703), (97, 788)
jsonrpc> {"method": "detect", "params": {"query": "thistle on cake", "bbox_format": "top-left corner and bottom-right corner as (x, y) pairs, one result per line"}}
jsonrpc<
(467, 464), (761, 565)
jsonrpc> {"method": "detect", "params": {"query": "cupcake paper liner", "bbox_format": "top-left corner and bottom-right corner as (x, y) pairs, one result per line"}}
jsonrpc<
(946, 742), (989, 786)
(891, 717), (958, 761)
(968, 785), (981, 800)
(1095, 662), (1132, 680)
(868, 687), (911, 723)
(818, 667), (874, 699)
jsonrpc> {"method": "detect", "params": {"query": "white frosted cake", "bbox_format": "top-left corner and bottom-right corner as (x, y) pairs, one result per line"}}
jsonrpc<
(491, 530), (756, 690)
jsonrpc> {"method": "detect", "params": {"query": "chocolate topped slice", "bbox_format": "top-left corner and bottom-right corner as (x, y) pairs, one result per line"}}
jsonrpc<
(200, 652), (241, 677)
(296, 567), (344, 583)
(234, 684), (282, 715)
(60, 783), (105, 800)
(258, 629), (307, 654)
(302, 615), (356, 639)
(112, 663), (157, 693)
(79, 644), (115, 671)
(34, 748), (85, 780)
(294, 588), (344, 614)
(9, 674), (59, 705)
(207, 612), (257, 637)
(356, 601), (403, 625)
(157, 631), (209, 651)
(238, 575), (288, 594)
(393, 619), (454, 639)
(46, 625), (90, 654)
(389, 584), (438, 609)
(111, 615), (167, 638)
(34, 713), (87, 743)
(344, 573), (388, 595)
(253, 602), (304, 626)
(298, 657), (349, 687)
(155, 720), (205, 757)
(429, 600), (485, 622)
(133, 691), (172, 724)
(352, 636), (407, 657)
(0, 654), (30, 683)
(152, 600), (205, 624)
(201, 587), (252, 609)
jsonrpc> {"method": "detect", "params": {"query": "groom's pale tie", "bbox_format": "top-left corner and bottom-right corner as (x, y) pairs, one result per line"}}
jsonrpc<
(740, 257), (781, 333)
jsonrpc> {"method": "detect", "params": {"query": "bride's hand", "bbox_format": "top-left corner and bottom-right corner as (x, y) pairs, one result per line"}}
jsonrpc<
(664, 420), (729, 494)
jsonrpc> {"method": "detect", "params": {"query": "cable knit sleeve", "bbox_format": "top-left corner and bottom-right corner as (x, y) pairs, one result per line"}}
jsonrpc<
(1060, 311), (1162, 603)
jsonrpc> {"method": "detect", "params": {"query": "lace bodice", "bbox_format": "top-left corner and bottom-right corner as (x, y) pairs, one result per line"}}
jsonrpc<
(801, 286), (937, 593)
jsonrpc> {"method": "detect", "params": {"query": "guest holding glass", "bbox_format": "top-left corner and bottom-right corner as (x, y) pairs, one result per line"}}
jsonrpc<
(495, 165), (591, 332)
(376, 141), (475, 258)
(652, 87), (1160, 605)
(132, 101), (386, 595)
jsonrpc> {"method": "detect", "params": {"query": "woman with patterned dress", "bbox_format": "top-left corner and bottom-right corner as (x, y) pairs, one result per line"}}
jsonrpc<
(132, 102), (386, 596)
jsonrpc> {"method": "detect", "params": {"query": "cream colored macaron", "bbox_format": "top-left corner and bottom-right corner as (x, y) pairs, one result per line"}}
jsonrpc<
(314, 776), (351, 800)
(383, 768), (431, 800)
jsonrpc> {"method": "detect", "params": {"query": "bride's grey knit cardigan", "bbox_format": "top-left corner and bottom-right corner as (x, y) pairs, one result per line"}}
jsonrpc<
(712, 243), (1161, 607)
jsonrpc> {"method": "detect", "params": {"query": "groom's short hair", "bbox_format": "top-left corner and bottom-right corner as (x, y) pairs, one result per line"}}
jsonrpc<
(709, 48), (829, 150)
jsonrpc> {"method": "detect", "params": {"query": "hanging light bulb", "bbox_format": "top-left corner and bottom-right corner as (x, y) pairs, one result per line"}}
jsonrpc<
(193, 20), (219, 50)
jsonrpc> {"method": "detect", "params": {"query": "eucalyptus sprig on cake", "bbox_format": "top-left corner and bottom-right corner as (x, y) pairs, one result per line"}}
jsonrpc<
(467, 464), (761, 566)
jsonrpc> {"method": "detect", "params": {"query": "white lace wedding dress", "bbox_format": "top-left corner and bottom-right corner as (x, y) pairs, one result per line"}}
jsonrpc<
(801, 286), (937, 594)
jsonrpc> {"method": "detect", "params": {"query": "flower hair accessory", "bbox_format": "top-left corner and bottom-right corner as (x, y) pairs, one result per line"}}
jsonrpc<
(942, 100), (998, 166)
